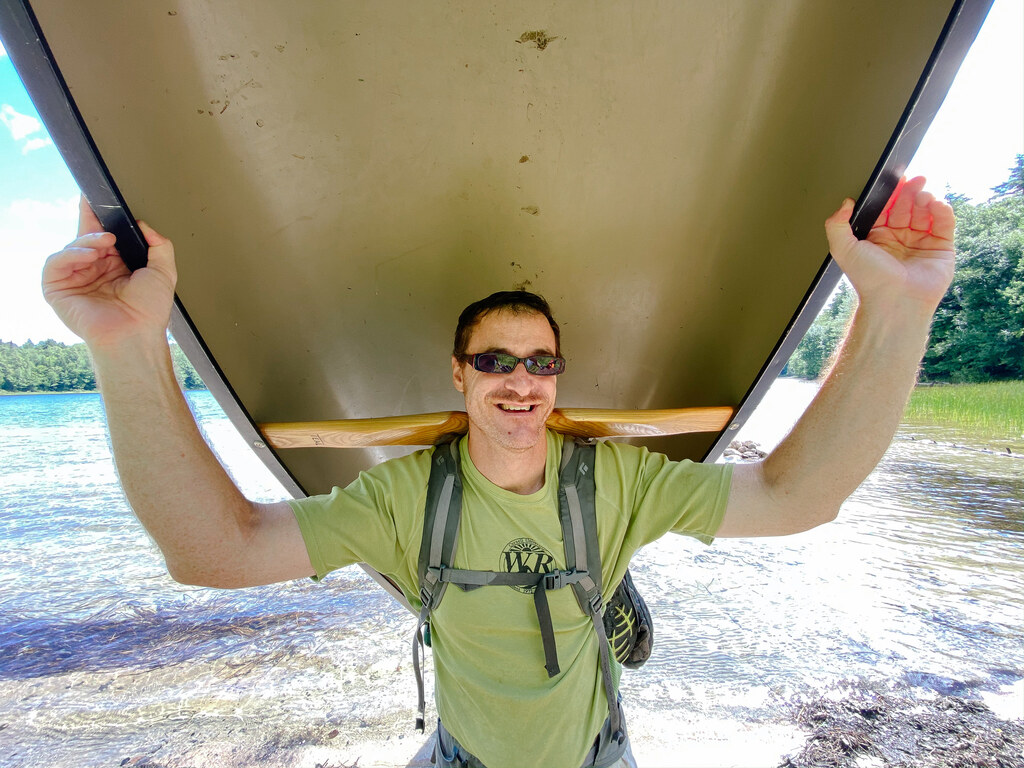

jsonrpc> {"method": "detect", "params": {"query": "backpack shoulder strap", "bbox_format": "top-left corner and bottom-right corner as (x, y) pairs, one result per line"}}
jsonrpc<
(558, 438), (624, 744)
(557, 439), (602, 606)
(417, 438), (463, 611)
(412, 438), (462, 731)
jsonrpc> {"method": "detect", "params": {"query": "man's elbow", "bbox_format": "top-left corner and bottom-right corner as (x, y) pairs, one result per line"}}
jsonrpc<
(758, 469), (843, 534)
(789, 502), (840, 534)
(165, 557), (247, 589)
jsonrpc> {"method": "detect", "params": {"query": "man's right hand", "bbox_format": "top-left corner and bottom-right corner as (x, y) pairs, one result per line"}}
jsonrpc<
(42, 197), (177, 349)
(41, 197), (314, 588)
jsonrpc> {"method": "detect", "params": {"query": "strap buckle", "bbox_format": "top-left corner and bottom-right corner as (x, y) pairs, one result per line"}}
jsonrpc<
(542, 569), (588, 591)
(419, 579), (439, 610)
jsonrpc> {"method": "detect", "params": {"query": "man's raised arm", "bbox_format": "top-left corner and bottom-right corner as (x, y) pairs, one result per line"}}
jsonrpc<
(42, 198), (313, 587)
(719, 176), (956, 537)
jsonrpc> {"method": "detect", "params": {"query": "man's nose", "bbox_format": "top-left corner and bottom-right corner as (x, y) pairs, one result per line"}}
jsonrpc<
(503, 363), (534, 395)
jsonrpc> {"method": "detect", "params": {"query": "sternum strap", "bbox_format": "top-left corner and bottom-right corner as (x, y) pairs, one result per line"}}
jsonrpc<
(437, 565), (591, 678)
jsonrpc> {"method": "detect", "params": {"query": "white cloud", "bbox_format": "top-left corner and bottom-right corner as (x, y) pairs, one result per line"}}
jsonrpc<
(0, 195), (83, 345)
(1, 103), (43, 141)
(0, 40), (7, 58)
(20, 136), (53, 154)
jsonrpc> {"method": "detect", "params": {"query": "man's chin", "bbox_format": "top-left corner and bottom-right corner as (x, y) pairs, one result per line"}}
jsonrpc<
(476, 419), (549, 452)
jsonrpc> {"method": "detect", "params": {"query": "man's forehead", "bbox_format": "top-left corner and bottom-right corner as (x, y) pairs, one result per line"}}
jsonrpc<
(465, 308), (557, 352)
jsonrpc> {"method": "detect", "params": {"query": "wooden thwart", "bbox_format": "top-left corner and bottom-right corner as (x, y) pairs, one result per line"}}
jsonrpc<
(260, 406), (735, 448)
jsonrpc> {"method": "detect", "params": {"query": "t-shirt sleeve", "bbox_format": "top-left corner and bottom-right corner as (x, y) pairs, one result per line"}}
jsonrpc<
(287, 449), (432, 585)
(597, 440), (733, 548)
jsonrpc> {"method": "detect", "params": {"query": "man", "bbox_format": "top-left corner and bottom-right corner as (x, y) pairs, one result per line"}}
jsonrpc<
(42, 176), (955, 767)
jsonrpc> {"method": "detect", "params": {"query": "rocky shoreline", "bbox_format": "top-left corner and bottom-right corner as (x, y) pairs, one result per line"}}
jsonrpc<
(780, 685), (1024, 768)
(82, 685), (1024, 768)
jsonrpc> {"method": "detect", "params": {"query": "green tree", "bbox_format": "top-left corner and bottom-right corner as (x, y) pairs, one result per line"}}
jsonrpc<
(785, 279), (856, 379)
(923, 181), (1023, 381)
(990, 154), (1024, 201)
(2, 343), (39, 391)
(0, 339), (201, 393)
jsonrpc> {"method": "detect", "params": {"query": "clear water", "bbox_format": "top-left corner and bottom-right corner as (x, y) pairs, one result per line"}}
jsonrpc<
(0, 385), (1020, 767)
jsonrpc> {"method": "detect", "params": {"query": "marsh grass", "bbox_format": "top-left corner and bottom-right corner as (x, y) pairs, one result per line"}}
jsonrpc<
(904, 381), (1024, 441)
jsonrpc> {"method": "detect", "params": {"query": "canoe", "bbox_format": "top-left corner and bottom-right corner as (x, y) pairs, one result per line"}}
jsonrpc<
(0, 2), (990, 567)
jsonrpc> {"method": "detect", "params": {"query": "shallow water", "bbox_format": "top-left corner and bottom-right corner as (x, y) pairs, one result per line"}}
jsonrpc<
(0, 384), (1020, 767)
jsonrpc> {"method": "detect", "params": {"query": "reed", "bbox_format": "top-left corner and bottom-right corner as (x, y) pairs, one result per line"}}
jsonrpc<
(905, 381), (1024, 439)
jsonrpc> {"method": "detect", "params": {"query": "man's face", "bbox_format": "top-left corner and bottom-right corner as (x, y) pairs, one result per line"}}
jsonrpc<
(452, 309), (558, 454)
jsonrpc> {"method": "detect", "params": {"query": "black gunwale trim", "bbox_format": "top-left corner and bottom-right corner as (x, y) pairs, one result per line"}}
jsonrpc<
(1, 0), (414, 609)
(0, 0), (305, 497)
(701, 0), (995, 463)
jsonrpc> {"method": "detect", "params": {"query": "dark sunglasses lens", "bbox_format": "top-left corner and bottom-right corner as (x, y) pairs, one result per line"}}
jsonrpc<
(525, 356), (565, 375)
(474, 353), (517, 373)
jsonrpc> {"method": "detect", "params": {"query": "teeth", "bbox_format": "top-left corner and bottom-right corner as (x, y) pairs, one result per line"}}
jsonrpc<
(499, 404), (532, 411)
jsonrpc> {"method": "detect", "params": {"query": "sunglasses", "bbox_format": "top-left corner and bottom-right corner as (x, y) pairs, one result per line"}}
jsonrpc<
(457, 352), (566, 376)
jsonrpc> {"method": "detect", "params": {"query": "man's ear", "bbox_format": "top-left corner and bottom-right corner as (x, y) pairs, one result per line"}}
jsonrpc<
(452, 355), (465, 393)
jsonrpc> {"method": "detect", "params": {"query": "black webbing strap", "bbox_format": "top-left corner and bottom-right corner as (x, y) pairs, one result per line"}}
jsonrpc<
(436, 565), (591, 677)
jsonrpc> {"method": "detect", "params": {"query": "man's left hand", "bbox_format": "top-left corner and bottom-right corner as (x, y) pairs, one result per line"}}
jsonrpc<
(825, 176), (955, 313)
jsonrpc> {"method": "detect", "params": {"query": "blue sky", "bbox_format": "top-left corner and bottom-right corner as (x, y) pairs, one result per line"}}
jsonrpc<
(1, 1), (1022, 345)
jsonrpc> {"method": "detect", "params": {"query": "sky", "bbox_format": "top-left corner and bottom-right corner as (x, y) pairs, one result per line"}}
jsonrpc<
(1, 1), (1022, 345)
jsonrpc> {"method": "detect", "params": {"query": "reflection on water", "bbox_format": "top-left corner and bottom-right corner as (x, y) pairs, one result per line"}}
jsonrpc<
(0, 386), (1021, 766)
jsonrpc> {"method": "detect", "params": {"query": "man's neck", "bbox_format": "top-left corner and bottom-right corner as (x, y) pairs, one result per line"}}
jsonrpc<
(465, 430), (549, 495)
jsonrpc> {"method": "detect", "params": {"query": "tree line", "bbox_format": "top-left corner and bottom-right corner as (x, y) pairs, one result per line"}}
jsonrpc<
(0, 340), (205, 393)
(787, 155), (1024, 382)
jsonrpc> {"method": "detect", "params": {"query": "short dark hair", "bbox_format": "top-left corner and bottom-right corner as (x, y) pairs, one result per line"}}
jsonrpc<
(453, 291), (561, 357)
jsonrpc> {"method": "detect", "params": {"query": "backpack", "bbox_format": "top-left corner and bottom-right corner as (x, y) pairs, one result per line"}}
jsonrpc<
(410, 437), (653, 747)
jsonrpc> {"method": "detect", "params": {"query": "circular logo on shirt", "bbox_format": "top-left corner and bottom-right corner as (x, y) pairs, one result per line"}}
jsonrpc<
(500, 538), (556, 594)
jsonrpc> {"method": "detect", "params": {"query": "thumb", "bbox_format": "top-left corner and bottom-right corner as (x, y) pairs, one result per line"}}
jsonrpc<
(137, 220), (178, 284)
(138, 219), (169, 247)
(824, 198), (858, 263)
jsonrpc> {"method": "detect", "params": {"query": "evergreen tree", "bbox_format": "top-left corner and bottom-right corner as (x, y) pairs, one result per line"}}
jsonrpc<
(924, 173), (1023, 381)
(785, 279), (856, 379)
(990, 154), (1024, 201)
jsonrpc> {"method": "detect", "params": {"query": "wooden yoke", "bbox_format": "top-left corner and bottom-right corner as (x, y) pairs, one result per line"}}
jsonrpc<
(259, 406), (735, 448)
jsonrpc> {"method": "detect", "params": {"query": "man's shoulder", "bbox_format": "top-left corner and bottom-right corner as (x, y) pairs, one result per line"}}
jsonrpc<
(593, 437), (655, 464)
(359, 444), (437, 489)
(592, 438), (717, 489)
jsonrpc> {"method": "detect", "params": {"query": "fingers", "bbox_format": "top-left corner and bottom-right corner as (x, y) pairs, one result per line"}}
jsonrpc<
(47, 232), (117, 277)
(909, 190), (935, 232)
(77, 195), (104, 237)
(870, 176), (952, 240)
(928, 197), (956, 242)
(43, 243), (125, 290)
(874, 176), (905, 229)
(67, 230), (117, 250)
(69, 203), (177, 285)
(883, 176), (927, 230)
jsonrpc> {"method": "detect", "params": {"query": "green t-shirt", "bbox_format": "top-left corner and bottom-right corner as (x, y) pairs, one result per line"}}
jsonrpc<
(290, 430), (732, 768)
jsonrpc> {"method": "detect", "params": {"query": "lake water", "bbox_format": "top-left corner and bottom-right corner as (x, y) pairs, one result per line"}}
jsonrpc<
(0, 383), (1021, 767)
